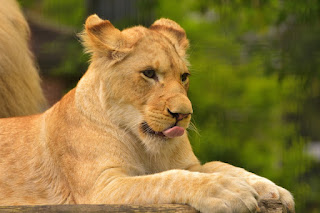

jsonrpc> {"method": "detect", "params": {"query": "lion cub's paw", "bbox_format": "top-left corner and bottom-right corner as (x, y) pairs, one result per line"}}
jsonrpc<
(248, 176), (295, 213)
(191, 174), (259, 213)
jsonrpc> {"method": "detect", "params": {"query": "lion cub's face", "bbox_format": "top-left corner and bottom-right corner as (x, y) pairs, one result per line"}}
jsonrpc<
(81, 15), (192, 152)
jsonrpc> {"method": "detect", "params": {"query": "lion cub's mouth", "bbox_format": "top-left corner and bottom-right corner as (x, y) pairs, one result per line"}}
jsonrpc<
(141, 122), (185, 139)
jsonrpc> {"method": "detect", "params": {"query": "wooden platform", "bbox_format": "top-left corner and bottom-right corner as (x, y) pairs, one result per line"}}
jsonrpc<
(0, 199), (286, 213)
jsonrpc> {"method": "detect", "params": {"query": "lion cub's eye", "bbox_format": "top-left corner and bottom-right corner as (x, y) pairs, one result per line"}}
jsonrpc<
(181, 73), (190, 82)
(142, 69), (157, 79)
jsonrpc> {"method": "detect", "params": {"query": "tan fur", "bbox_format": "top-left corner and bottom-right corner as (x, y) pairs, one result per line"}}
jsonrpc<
(0, 13), (294, 213)
(0, 0), (46, 118)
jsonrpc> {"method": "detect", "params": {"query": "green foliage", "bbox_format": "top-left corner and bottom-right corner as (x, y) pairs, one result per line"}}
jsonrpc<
(22, 0), (85, 28)
(50, 41), (89, 90)
(41, 0), (85, 27)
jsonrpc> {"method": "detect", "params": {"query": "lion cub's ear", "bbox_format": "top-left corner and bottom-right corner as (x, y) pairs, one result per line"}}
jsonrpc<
(80, 14), (131, 61)
(150, 18), (189, 57)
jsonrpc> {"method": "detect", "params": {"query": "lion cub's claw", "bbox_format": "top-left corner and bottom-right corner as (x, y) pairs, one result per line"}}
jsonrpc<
(248, 177), (295, 213)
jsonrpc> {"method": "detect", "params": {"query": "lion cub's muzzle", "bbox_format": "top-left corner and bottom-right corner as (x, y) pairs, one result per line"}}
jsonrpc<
(142, 94), (193, 139)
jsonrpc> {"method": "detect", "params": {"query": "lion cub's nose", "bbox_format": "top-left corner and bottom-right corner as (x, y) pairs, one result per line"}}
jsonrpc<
(168, 109), (191, 121)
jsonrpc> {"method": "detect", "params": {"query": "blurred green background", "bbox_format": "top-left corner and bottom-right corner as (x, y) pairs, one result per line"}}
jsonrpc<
(18, 0), (319, 212)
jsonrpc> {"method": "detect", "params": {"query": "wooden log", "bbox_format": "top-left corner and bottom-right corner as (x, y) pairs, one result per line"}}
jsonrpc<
(0, 204), (196, 213)
(0, 199), (285, 213)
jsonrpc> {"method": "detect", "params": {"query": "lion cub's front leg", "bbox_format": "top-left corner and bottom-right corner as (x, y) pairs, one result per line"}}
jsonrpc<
(190, 161), (295, 212)
(90, 169), (259, 213)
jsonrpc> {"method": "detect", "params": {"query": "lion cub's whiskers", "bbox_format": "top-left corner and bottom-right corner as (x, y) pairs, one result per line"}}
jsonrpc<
(187, 121), (200, 136)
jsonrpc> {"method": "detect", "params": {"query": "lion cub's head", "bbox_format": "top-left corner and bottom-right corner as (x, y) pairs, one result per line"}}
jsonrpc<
(79, 15), (193, 153)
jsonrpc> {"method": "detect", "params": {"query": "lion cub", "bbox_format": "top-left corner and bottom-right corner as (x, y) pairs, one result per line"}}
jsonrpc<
(0, 14), (294, 212)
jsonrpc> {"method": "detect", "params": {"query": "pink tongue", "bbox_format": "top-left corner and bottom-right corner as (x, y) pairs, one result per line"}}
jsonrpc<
(163, 126), (185, 138)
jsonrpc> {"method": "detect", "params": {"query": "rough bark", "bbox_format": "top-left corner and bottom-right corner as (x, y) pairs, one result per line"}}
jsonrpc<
(0, 199), (285, 213)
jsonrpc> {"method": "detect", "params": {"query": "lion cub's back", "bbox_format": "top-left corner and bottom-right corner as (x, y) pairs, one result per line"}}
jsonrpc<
(0, 114), (51, 205)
